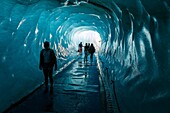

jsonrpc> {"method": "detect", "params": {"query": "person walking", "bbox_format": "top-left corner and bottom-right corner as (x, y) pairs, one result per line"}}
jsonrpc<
(78, 42), (83, 54)
(84, 43), (89, 63)
(89, 43), (95, 63)
(39, 41), (57, 93)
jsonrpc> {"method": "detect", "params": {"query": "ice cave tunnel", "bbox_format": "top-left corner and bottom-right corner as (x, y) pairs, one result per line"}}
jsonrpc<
(0, 0), (170, 113)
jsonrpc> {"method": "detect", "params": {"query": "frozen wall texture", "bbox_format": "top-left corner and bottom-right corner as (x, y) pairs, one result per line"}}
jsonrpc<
(0, 0), (170, 113)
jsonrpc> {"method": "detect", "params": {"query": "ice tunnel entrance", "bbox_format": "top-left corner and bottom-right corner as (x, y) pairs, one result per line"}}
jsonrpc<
(70, 30), (102, 52)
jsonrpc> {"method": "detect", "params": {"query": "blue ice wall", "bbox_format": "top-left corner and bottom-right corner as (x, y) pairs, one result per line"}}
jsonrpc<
(0, 0), (170, 113)
(99, 0), (170, 113)
(0, 0), (78, 111)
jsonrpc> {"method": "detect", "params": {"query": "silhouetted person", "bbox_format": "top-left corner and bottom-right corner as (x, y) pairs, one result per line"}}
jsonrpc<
(87, 43), (91, 59)
(78, 42), (83, 54)
(39, 41), (57, 93)
(87, 43), (90, 49)
(89, 43), (95, 63)
(84, 43), (88, 63)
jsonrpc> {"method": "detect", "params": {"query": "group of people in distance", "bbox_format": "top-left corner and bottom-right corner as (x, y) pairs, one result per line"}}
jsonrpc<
(78, 42), (95, 63)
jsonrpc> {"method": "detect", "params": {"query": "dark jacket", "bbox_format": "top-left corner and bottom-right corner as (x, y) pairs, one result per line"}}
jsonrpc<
(39, 48), (57, 69)
(89, 46), (95, 54)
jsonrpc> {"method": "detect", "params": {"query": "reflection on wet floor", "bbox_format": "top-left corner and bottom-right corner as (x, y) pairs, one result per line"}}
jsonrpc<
(8, 55), (104, 113)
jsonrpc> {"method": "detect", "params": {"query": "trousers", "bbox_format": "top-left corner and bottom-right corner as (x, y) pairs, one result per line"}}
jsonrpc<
(43, 67), (53, 87)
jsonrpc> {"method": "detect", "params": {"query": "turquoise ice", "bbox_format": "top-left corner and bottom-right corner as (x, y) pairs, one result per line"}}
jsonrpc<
(0, 0), (170, 113)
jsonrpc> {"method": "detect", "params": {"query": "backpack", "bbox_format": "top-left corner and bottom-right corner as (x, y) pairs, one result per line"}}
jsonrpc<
(41, 49), (56, 66)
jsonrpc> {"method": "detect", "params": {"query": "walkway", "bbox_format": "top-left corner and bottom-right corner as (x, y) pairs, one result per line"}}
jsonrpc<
(8, 55), (106, 113)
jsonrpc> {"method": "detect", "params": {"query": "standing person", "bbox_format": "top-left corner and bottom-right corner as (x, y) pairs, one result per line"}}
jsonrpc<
(84, 43), (88, 63)
(87, 43), (90, 49)
(78, 42), (83, 54)
(87, 43), (90, 56)
(89, 43), (95, 63)
(39, 41), (57, 93)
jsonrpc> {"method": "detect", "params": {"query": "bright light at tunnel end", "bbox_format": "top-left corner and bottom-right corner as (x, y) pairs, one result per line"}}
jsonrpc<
(71, 30), (102, 52)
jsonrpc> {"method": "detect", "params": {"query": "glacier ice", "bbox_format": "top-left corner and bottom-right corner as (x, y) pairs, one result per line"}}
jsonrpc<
(0, 0), (170, 113)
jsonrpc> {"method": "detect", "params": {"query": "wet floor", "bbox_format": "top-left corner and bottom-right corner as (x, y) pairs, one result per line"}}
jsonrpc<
(8, 55), (105, 113)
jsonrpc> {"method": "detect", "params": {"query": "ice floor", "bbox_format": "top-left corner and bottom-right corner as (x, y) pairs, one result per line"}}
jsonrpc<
(7, 55), (105, 113)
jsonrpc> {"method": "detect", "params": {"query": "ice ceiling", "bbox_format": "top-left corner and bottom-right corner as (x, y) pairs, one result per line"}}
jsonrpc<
(0, 0), (170, 113)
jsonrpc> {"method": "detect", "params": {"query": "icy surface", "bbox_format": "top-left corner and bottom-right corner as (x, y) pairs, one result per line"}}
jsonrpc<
(0, 0), (170, 113)
(9, 56), (102, 113)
